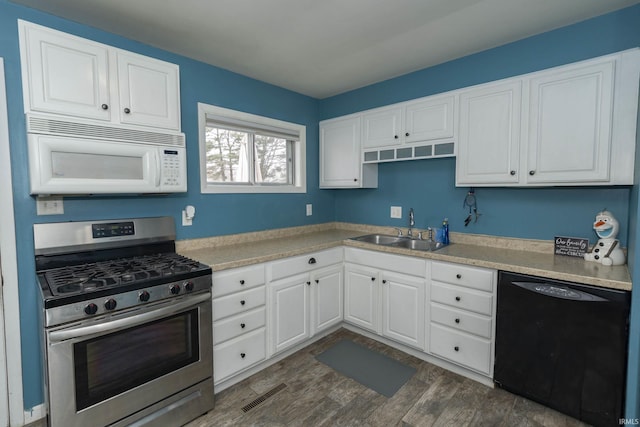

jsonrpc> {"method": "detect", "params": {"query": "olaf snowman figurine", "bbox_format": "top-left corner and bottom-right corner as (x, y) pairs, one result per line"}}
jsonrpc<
(583, 210), (626, 266)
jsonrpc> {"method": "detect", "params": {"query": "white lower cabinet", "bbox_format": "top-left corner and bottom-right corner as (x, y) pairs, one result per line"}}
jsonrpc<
(344, 248), (427, 350)
(429, 261), (496, 376)
(212, 263), (267, 384)
(268, 248), (344, 355)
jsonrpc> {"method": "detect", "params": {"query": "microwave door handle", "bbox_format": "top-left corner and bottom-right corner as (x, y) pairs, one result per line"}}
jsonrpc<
(48, 293), (210, 343)
(155, 150), (161, 187)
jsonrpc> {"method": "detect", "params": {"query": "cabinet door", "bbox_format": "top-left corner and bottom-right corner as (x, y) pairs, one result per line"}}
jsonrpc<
(344, 264), (379, 333)
(20, 22), (111, 121)
(269, 273), (310, 354)
(319, 116), (362, 187)
(405, 95), (454, 143)
(526, 61), (614, 184)
(117, 52), (181, 130)
(456, 81), (521, 185)
(381, 271), (425, 350)
(362, 107), (403, 148)
(311, 265), (343, 334)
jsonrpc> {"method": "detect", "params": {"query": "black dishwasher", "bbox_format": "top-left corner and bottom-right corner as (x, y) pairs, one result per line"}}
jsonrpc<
(494, 271), (630, 427)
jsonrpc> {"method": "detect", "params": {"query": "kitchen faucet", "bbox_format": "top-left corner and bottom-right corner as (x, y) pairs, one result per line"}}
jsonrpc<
(408, 208), (415, 237)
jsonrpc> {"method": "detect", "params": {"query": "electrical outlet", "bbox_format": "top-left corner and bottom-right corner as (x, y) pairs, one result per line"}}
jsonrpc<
(306, 204), (313, 216)
(36, 196), (64, 215)
(390, 206), (402, 219)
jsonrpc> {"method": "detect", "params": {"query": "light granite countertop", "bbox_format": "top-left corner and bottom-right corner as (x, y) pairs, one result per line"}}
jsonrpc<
(177, 223), (632, 291)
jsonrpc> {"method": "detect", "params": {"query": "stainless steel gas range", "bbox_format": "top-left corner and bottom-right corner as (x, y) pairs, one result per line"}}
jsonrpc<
(34, 217), (214, 427)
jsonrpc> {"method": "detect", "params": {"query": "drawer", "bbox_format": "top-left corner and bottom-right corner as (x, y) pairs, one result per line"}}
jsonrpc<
(431, 261), (494, 292)
(212, 286), (265, 321)
(212, 264), (265, 298)
(430, 303), (492, 339)
(344, 247), (427, 277)
(213, 306), (266, 345)
(430, 282), (493, 316)
(430, 324), (491, 374)
(269, 247), (343, 281)
(214, 327), (266, 383)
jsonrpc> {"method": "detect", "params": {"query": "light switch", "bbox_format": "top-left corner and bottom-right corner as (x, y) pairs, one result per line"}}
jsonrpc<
(36, 196), (64, 215)
(306, 204), (313, 216)
(390, 206), (402, 219)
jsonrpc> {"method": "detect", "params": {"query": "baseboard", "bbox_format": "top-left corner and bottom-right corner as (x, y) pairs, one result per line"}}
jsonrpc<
(23, 404), (46, 426)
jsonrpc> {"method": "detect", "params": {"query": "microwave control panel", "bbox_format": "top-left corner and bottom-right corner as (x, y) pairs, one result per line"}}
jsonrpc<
(160, 148), (186, 191)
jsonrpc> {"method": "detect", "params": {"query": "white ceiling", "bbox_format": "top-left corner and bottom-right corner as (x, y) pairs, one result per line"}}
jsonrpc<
(11, 0), (640, 98)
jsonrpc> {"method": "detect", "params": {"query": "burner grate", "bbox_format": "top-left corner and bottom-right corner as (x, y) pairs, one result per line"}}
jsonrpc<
(44, 252), (204, 296)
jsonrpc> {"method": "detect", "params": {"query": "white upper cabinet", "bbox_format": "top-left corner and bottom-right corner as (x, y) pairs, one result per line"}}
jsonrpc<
(319, 114), (377, 188)
(456, 81), (522, 185)
(19, 20), (181, 132)
(456, 49), (640, 187)
(525, 60), (613, 184)
(362, 95), (455, 150)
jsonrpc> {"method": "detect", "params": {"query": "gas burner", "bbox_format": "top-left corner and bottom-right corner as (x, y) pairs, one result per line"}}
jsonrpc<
(43, 252), (208, 297)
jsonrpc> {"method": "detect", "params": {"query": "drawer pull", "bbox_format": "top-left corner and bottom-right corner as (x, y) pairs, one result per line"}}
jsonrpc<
(240, 279), (245, 285)
(456, 274), (462, 279)
(454, 346), (460, 352)
(240, 353), (246, 359)
(455, 318), (460, 324)
(308, 257), (317, 264)
(455, 296), (461, 302)
(240, 323), (246, 329)
(240, 300), (246, 305)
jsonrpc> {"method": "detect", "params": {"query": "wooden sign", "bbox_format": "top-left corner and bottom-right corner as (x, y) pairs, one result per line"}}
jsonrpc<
(554, 236), (589, 258)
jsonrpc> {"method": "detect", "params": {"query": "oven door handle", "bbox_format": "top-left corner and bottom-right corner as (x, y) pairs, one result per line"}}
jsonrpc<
(49, 293), (211, 343)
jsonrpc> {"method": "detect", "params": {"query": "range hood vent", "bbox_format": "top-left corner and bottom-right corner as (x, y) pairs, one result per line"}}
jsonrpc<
(26, 114), (185, 146)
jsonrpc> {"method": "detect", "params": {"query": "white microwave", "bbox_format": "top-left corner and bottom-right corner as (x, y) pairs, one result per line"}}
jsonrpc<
(26, 115), (187, 195)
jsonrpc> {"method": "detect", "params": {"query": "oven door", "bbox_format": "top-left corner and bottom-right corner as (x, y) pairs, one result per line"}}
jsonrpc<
(45, 293), (213, 427)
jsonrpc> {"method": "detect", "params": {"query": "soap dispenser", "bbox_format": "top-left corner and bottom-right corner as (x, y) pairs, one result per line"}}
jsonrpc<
(442, 218), (449, 245)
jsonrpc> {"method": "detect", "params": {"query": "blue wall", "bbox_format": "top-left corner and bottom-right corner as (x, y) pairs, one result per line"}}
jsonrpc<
(3, 0), (640, 416)
(0, 0), (333, 409)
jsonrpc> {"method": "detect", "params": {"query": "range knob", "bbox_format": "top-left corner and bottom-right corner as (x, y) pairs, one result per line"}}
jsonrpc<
(184, 281), (195, 292)
(139, 291), (150, 302)
(170, 284), (181, 295)
(104, 299), (117, 310)
(84, 303), (98, 315)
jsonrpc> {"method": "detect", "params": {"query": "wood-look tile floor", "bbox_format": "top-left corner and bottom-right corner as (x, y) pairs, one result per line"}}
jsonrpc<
(186, 328), (589, 427)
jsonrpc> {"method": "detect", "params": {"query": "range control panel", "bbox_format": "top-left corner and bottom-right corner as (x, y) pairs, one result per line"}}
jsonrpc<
(92, 222), (135, 238)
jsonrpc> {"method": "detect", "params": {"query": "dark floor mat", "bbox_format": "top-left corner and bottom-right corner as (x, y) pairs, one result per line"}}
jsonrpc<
(316, 339), (416, 397)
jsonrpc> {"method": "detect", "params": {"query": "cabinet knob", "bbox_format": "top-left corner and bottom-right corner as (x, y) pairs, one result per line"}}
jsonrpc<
(405, 132), (409, 137)
(308, 257), (316, 264)
(455, 318), (460, 324)
(124, 107), (131, 114)
(394, 135), (399, 139)
(353, 178), (358, 182)
(307, 281), (311, 286)
(315, 279), (319, 284)
(510, 170), (516, 176)
(371, 277), (376, 281)
(456, 274), (462, 279)
(454, 346), (460, 352)
(240, 300), (246, 305)
(455, 296), (461, 302)
(101, 104), (109, 110)
(240, 323), (246, 328)
(240, 353), (246, 359)
(240, 279), (245, 285)
(529, 170), (536, 176)
(382, 279), (387, 284)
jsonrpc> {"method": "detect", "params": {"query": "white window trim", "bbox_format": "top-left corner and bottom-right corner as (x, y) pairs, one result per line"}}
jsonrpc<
(198, 103), (306, 194)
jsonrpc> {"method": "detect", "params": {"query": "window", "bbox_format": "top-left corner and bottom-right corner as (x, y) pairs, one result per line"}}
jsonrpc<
(198, 103), (306, 193)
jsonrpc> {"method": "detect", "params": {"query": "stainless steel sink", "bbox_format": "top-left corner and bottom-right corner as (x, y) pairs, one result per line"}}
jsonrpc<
(390, 239), (445, 251)
(350, 234), (406, 245)
(350, 234), (447, 252)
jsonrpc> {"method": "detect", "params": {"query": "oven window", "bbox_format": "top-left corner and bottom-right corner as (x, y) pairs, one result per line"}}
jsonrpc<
(74, 309), (199, 410)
